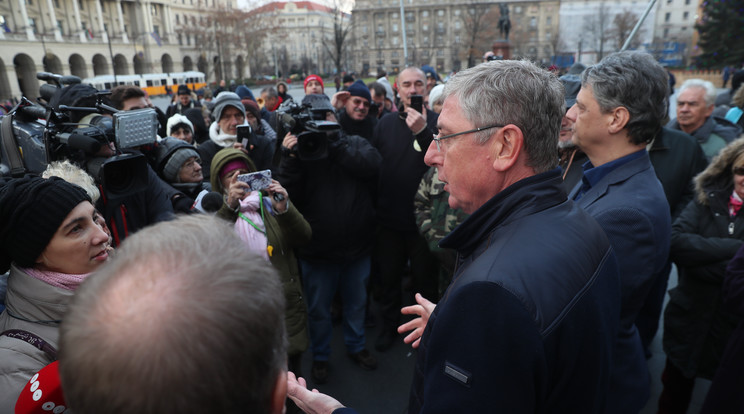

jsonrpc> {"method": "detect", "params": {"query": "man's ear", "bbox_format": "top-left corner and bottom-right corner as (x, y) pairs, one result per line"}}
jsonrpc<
(607, 106), (630, 134)
(271, 370), (288, 414)
(491, 125), (524, 172)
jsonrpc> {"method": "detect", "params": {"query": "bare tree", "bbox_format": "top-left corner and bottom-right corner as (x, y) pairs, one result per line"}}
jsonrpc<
(611, 9), (641, 51)
(323, 2), (352, 74)
(582, 2), (612, 61)
(460, 1), (499, 68)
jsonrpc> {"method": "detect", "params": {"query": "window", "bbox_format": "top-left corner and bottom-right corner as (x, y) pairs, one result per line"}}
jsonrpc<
(78, 0), (83, 10)
(187, 33), (191, 45)
(454, 9), (460, 16)
(455, 35), (460, 44)
(392, 23), (398, 32)
(362, 25), (367, 33)
(57, 20), (63, 35)
(663, 28), (669, 37)
(665, 12), (670, 22)
(54, 0), (60, 7)
(546, 31), (551, 40)
(685, 0), (690, 4)
(422, 10), (429, 17)
(454, 20), (461, 30)
(530, 17), (536, 28)
(101, 2), (105, 12)
(392, 51), (398, 57)
(437, 9), (444, 17)
(392, 36), (399, 45)
(515, 6), (522, 13)
(153, 25), (159, 35)
(546, 16), (551, 26)
(176, 14), (180, 24)
(178, 33), (183, 45)
(28, 18), (36, 34)
(391, 12), (398, 19)
(422, 23), (428, 31)
(683, 11), (689, 20)
(27, 0), (33, 5)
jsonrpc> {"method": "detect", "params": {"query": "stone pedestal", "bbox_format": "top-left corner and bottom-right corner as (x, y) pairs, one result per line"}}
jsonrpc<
(492, 41), (512, 60)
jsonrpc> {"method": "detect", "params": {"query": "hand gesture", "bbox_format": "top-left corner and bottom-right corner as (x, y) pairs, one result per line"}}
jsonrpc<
(226, 173), (250, 210)
(397, 293), (436, 349)
(405, 106), (427, 135)
(282, 132), (298, 152)
(266, 179), (289, 213)
(331, 91), (350, 110)
(287, 371), (345, 414)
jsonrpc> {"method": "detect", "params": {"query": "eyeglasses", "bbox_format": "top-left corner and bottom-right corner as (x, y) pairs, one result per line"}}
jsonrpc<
(733, 166), (744, 176)
(182, 158), (202, 170)
(351, 97), (370, 108)
(432, 124), (504, 152)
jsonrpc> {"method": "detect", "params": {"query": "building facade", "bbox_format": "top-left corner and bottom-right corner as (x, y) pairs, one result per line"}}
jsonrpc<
(349, 0), (560, 76)
(0, 0), (249, 100)
(245, 1), (349, 78)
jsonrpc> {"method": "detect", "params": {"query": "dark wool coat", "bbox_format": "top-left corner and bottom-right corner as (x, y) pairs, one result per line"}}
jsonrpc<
(664, 137), (744, 380)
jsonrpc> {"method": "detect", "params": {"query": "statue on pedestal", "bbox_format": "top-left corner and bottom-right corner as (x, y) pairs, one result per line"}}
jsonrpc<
(498, 3), (511, 41)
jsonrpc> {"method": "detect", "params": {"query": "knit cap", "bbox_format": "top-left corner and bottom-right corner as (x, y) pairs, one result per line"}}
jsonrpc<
(347, 80), (372, 103)
(0, 176), (91, 272)
(163, 146), (200, 183)
(212, 92), (245, 123)
(177, 85), (191, 95)
(166, 114), (194, 137)
(304, 75), (324, 92)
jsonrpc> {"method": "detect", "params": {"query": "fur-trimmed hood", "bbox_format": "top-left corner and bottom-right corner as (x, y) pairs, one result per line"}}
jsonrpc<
(695, 136), (744, 204)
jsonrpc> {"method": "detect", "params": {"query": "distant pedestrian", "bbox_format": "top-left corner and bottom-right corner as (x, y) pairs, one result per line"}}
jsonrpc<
(723, 65), (732, 88)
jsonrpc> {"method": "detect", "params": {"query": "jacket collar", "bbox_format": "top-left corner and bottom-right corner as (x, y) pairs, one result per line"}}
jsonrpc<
(4, 264), (74, 325)
(441, 169), (567, 256)
(569, 152), (653, 208)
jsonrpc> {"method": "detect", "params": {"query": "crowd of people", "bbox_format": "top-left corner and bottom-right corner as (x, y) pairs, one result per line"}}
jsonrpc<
(1, 51), (744, 414)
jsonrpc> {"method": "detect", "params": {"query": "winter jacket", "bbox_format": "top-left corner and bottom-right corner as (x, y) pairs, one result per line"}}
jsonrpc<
(664, 138), (744, 379)
(648, 127), (708, 220)
(409, 169), (621, 413)
(667, 116), (742, 161)
(700, 242), (744, 413)
(211, 149), (311, 356)
(0, 265), (72, 410)
(372, 110), (438, 232)
(276, 132), (381, 262)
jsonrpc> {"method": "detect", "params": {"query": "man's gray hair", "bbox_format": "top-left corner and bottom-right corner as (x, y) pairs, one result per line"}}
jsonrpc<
(582, 51), (669, 145)
(441, 59), (563, 173)
(678, 78), (718, 106)
(59, 215), (287, 414)
(261, 86), (278, 99)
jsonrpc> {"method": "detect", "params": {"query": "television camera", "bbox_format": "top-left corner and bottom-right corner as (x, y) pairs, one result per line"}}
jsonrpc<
(0, 72), (158, 198)
(276, 96), (341, 161)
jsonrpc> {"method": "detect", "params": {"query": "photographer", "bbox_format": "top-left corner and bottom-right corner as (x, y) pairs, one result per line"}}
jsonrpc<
(276, 94), (382, 384)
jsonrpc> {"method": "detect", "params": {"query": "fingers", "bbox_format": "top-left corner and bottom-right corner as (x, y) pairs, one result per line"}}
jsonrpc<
(401, 304), (423, 316)
(415, 293), (432, 307)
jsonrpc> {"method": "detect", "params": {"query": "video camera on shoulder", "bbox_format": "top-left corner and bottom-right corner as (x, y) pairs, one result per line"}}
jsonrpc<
(276, 94), (341, 161)
(0, 72), (158, 199)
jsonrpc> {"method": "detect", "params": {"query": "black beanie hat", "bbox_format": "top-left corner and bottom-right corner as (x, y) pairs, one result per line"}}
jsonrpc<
(0, 176), (91, 273)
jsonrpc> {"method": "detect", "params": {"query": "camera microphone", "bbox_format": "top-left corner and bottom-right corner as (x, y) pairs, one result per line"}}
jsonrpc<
(17, 105), (47, 120)
(56, 132), (102, 154)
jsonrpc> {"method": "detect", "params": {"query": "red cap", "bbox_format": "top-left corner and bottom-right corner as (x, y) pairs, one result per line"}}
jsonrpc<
(304, 75), (324, 92)
(15, 361), (67, 414)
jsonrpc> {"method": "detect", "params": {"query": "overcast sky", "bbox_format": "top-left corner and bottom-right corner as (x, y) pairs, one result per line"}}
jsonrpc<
(237, 0), (353, 12)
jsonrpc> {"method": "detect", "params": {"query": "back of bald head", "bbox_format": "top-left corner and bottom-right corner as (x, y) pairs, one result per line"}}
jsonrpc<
(59, 215), (287, 414)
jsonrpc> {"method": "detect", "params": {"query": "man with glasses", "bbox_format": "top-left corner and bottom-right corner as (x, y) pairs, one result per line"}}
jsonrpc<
(371, 67), (440, 353)
(331, 80), (377, 141)
(198, 92), (249, 181)
(564, 51), (672, 413)
(290, 60), (622, 414)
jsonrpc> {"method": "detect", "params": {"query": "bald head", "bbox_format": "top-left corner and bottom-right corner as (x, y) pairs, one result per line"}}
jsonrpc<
(59, 215), (287, 414)
(397, 67), (427, 109)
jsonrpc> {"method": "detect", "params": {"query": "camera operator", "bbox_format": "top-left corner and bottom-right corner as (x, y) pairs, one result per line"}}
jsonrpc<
(50, 84), (174, 245)
(110, 85), (168, 138)
(330, 80), (377, 141)
(276, 94), (382, 384)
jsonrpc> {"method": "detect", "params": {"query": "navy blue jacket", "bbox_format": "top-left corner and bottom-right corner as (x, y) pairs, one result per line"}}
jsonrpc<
(409, 169), (621, 413)
(570, 152), (671, 413)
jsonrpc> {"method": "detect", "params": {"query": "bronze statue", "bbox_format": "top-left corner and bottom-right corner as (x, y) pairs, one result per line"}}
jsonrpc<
(498, 3), (511, 41)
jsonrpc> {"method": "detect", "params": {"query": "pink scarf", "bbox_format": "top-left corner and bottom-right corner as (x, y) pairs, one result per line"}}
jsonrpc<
(730, 191), (743, 217)
(23, 267), (91, 291)
(234, 192), (269, 260)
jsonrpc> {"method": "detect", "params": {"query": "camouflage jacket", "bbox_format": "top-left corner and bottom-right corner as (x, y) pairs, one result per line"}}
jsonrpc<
(414, 167), (470, 255)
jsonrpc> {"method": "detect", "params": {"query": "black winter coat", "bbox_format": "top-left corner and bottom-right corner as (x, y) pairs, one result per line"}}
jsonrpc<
(664, 187), (744, 379)
(276, 132), (381, 262)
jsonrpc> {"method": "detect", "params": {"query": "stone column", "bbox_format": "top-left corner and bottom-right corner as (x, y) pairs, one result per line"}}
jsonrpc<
(17, 0), (35, 40)
(45, 0), (63, 41)
(116, 0), (128, 42)
(94, 0), (107, 43)
(71, 0), (85, 42)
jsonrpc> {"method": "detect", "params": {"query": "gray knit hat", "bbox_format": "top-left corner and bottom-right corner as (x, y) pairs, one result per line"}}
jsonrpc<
(212, 92), (245, 124)
(163, 147), (200, 183)
(0, 176), (91, 272)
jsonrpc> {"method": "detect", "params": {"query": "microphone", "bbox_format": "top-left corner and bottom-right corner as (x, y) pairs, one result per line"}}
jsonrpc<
(17, 105), (47, 120)
(15, 361), (68, 414)
(201, 191), (224, 213)
(57, 132), (102, 154)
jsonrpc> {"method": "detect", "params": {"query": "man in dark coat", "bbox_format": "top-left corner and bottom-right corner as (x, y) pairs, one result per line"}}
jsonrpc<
(371, 67), (439, 352)
(165, 85), (202, 119)
(566, 51), (672, 413)
(287, 58), (622, 414)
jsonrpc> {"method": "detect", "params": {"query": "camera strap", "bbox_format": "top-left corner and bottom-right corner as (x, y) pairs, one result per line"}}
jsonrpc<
(1, 114), (27, 177)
